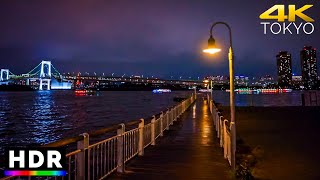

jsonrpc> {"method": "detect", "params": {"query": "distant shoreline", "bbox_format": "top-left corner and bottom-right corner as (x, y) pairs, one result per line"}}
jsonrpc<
(0, 85), (195, 91)
(0, 85), (34, 91)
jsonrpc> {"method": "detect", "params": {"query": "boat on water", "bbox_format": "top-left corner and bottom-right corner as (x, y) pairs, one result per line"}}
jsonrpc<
(225, 88), (293, 93)
(199, 89), (212, 92)
(75, 89), (97, 96)
(152, 89), (171, 93)
(258, 88), (292, 93)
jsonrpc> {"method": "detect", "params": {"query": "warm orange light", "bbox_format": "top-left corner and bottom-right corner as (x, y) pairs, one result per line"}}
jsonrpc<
(203, 48), (221, 54)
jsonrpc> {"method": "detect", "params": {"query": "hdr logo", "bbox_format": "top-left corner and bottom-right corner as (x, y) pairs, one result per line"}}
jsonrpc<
(4, 148), (66, 176)
(260, 5), (315, 35)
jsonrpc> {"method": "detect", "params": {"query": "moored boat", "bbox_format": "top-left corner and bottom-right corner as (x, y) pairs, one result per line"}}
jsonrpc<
(75, 89), (97, 95)
(152, 89), (171, 93)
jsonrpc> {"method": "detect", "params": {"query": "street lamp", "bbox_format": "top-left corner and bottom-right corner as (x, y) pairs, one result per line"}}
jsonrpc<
(203, 21), (236, 170)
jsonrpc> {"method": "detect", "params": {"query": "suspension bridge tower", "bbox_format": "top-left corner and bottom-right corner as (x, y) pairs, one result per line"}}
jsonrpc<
(39, 61), (51, 90)
(0, 69), (9, 81)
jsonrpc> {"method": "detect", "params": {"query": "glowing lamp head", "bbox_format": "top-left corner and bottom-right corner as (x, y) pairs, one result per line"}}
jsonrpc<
(203, 35), (221, 54)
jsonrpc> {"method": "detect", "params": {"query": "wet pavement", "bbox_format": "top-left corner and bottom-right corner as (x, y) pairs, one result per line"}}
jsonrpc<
(110, 97), (232, 179)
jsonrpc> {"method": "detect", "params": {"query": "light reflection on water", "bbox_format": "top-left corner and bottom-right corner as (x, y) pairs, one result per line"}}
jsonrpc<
(192, 104), (196, 133)
(0, 91), (190, 153)
(201, 100), (211, 146)
(29, 91), (63, 144)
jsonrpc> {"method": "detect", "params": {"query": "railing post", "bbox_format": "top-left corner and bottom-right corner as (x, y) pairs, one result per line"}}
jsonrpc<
(181, 102), (183, 113)
(216, 112), (220, 132)
(211, 106), (215, 120)
(166, 109), (170, 130)
(182, 101), (185, 112)
(217, 115), (222, 138)
(220, 117), (224, 147)
(138, 118), (144, 156)
(117, 123), (125, 173)
(160, 112), (164, 136)
(223, 120), (228, 159)
(76, 133), (89, 180)
(151, 116), (156, 146)
(176, 105), (179, 118)
(171, 108), (174, 124)
(230, 121), (236, 170)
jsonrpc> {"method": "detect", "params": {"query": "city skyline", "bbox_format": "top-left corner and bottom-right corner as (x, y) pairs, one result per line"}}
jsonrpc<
(2, 46), (318, 80)
(0, 0), (319, 78)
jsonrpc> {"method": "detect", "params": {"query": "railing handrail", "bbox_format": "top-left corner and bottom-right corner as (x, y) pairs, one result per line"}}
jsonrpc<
(42, 135), (84, 148)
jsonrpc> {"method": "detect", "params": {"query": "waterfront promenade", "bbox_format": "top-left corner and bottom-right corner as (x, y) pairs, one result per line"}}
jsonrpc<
(111, 97), (232, 179)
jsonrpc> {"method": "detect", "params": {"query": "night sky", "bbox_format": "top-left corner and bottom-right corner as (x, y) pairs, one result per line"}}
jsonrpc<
(0, 0), (319, 78)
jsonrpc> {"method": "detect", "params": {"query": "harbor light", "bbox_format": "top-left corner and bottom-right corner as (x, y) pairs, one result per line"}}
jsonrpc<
(203, 35), (221, 54)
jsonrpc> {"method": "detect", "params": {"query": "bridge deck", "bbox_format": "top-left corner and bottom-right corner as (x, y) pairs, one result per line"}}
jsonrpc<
(111, 96), (232, 179)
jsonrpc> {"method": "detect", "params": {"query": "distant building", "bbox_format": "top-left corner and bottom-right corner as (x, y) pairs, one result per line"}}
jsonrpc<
(300, 46), (318, 89)
(235, 75), (249, 86)
(260, 75), (275, 87)
(250, 75), (276, 87)
(208, 76), (229, 84)
(276, 51), (292, 88)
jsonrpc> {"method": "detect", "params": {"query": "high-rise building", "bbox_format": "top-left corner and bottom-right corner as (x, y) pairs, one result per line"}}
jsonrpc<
(276, 51), (292, 88)
(300, 46), (318, 89)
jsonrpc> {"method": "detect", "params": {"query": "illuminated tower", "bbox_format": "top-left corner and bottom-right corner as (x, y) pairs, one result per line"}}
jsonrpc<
(276, 51), (292, 88)
(39, 61), (51, 90)
(0, 69), (9, 81)
(301, 46), (317, 89)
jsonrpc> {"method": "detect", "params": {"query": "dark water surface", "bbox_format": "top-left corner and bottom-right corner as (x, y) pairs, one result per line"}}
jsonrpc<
(0, 91), (191, 151)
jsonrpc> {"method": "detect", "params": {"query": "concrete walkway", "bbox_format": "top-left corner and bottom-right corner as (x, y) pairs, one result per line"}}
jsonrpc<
(111, 97), (232, 179)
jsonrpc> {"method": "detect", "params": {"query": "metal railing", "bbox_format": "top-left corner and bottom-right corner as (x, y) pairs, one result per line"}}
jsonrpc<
(207, 94), (234, 167)
(1, 93), (196, 180)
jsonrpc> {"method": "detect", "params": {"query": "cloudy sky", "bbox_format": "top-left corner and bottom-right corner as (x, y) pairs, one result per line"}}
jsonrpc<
(0, 0), (319, 78)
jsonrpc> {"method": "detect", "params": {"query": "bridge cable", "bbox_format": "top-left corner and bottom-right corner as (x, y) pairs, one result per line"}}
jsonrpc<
(9, 71), (16, 76)
(51, 65), (61, 75)
(28, 70), (41, 77)
(26, 62), (41, 75)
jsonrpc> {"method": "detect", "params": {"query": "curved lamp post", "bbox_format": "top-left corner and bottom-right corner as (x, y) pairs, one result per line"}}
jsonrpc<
(203, 22), (236, 170)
